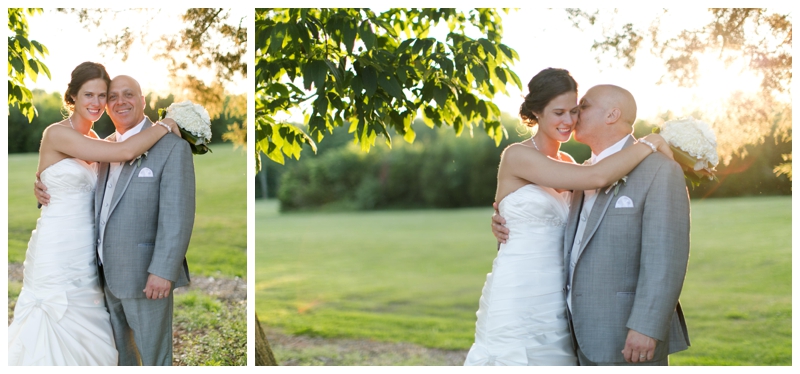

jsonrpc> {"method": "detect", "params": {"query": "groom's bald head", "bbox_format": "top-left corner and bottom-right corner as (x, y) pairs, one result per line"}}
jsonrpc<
(574, 84), (638, 153)
(593, 84), (637, 126)
(107, 75), (146, 134)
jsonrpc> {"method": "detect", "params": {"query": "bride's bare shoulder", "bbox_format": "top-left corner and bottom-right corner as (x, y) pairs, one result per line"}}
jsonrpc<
(41, 121), (72, 138)
(501, 142), (535, 159)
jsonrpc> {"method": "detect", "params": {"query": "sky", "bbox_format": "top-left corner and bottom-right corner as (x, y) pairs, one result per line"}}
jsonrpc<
(441, 8), (766, 122)
(20, 8), (249, 97)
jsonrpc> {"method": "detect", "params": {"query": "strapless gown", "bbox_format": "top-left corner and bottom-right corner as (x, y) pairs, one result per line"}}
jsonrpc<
(8, 158), (118, 365)
(464, 184), (577, 366)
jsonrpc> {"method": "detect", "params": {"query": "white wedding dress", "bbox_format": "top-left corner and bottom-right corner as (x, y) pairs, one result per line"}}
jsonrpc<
(464, 184), (577, 366)
(8, 158), (118, 365)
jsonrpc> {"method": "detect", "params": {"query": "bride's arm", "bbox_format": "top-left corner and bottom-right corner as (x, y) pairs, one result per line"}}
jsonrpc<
(41, 119), (181, 163)
(500, 134), (673, 191)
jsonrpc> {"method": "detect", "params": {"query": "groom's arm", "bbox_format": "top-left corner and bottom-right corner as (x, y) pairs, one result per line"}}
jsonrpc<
(626, 157), (690, 341)
(147, 138), (195, 291)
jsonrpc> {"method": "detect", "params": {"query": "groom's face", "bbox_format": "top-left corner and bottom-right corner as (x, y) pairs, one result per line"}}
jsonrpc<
(573, 88), (604, 146)
(107, 76), (146, 134)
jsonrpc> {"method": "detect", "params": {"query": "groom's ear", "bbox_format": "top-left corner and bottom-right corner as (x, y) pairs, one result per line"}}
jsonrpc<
(605, 107), (622, 125)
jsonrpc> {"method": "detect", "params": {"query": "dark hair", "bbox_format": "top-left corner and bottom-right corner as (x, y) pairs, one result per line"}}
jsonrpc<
(64, 61), (111, 110)
(519, 68), (578, 127)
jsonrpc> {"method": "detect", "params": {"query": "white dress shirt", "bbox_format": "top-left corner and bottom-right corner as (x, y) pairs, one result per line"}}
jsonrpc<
(97, 118), (147, 264)
(567, 134), (633, 311)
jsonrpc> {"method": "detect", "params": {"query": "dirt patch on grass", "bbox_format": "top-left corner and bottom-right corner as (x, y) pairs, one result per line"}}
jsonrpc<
(265, 327), (468, 366)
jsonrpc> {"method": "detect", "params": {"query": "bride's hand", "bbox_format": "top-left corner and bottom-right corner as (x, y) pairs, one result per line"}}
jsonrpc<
(641, 134), (674, 160)
(157, 118), (183, 138)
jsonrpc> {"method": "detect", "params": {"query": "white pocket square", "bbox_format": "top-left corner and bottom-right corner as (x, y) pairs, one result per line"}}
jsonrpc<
(137, 167), (154, 178)
(615, 196), (634, 208)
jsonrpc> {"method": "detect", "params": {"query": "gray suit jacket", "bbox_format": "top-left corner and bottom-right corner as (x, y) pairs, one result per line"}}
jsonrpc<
(95, 117), (195, 299)
(564, 137), (691, 363)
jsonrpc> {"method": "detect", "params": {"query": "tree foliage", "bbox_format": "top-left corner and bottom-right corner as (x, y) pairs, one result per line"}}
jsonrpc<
(568, 8), (791, 95)
(8, 8), (51, 122)
(255, 8), (522, 170)
(567, 8), (792, 178)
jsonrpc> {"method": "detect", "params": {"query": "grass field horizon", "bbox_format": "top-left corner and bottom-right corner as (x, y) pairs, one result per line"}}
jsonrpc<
(256, 195), (792, 365)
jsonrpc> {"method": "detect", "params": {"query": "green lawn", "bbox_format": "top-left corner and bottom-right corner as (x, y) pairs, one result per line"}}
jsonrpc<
(7, 144), (246, 278)
(256, 196), (792, 365)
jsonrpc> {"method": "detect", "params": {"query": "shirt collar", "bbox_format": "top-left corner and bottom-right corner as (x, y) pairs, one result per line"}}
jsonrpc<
(115, 117), (148, 142)
(591, 134), (634, 164)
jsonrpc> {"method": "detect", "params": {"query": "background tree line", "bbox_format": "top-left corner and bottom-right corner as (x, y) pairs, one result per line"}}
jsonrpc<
(257, 113), (791, 211)
(7, 89), (245, 153)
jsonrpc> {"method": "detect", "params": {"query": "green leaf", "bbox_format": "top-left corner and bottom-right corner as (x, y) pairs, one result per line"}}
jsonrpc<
(377, 72), (403, 100)
(396, 38), (414, 55)
(30, 40), (45, 55)
(343, 19), (357, 53)
(269, 23), (286, 55)
(433, 84), (448, 108)
(324, 59), (343, 89)
(470, 63), (487, 83)
(361, 66), (378, 97)
(314, 94), (328, 115)
(498, 43), (519, 61)
(10, 56), (25, 75)
(372, 18), (398, 38)
(296, 21), (312, 53)
(359, 21), (376, 50)
(303, 60), (327, 91)
(478, 39), (497, 57)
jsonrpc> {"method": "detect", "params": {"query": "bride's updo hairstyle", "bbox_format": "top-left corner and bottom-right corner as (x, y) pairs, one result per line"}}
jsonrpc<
(519, 68), (578, 127)
(63, 61), (111, 111)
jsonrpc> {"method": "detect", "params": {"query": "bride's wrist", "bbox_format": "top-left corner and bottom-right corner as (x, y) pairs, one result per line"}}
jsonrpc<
(155, 121), (172, 134)
(637, 138), (658, 153)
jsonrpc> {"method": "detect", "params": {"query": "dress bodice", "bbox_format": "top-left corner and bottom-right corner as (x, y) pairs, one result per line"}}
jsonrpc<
(39, 159), (97, 217)
(498, 184), (570, 230)
(40, 158), (97, 192)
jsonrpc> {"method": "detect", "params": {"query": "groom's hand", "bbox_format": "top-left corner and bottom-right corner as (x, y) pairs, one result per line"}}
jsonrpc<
(491, 202), (509, 244)
(622, 329), (656, 363)
(144, 274), (173, 300)
(34, 172), (51, 207)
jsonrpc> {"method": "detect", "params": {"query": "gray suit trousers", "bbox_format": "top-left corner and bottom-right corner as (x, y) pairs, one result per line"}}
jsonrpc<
(577, 346), (668, 366)
(104, 283), (173, 366)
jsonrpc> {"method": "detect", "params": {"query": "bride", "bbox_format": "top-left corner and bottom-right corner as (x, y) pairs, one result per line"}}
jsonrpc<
(464, 68), (672, 366)
(7, 61), (181, 365)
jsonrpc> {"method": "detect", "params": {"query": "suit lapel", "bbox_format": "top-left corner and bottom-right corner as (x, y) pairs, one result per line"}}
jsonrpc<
(576, 187), (615, 258)
(564, 190), (584, 262)
(106, 118), (152, 218)
(575, 136), (638, 259)
(95, 133), (116, 224)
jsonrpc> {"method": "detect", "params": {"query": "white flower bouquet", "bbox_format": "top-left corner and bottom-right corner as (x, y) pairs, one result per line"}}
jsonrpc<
(657, 116), (719, 185)
(159, 100), (213, 155)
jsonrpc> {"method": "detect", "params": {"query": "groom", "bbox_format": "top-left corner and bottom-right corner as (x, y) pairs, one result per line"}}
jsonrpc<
(36, 75), (195, 365)
(492, 84), (690, 365)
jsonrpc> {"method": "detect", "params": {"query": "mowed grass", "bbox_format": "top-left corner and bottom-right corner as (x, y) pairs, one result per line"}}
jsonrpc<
(7, 144), (246, 278)
(255, 196), (792, 365)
